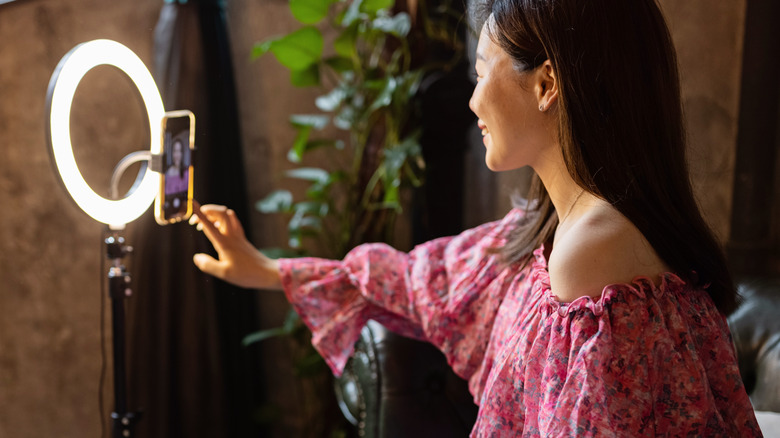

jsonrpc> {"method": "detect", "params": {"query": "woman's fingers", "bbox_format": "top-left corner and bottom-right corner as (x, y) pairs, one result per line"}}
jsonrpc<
(193, 253), (223, 277)
(193, 202), (226, 247)
(193, 202), (242, 236)
(226, 209), (245, 237)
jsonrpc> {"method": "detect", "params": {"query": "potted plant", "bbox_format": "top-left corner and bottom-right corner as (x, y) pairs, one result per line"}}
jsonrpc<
(246, 0), (466, 434)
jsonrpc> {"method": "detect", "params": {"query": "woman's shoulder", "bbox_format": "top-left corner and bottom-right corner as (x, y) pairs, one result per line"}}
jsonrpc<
(547, 205), (670, 303)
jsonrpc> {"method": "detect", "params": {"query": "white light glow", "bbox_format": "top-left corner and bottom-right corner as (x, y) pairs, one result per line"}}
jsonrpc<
(47, 39), (163, 226)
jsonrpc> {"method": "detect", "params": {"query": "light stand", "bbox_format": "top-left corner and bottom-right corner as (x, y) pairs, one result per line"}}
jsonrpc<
(45, 39), (176, 438)
(101, 150), (157, 437)
(105, 233), (140, 437)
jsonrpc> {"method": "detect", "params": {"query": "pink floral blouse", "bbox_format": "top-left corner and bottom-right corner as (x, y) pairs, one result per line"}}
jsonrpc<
(279, 209), (762, 436)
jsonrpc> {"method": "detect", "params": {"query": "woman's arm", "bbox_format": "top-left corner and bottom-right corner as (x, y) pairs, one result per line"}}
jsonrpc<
(277, 210), (526, 377)
(193, 202), (525, 379)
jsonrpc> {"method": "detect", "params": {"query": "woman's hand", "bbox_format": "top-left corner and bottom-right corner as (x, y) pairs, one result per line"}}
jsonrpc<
(190, 202), (282, 290)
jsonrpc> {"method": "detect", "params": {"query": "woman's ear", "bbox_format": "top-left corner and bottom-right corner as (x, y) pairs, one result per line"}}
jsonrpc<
(535, 60), (558, 112)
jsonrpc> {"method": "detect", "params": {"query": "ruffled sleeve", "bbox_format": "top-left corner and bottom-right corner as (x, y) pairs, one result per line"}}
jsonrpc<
(278, 209), (524, 377)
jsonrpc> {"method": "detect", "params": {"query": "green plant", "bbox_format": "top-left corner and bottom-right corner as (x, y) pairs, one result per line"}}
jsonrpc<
(245, 0), (465, 434)
(254, 0), (462, 259)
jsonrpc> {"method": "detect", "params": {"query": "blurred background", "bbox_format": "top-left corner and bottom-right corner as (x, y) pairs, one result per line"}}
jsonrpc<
(0, 0), (777, 436)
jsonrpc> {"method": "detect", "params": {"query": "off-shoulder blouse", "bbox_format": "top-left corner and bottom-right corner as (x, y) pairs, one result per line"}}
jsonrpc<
(279, 209), (762, 436)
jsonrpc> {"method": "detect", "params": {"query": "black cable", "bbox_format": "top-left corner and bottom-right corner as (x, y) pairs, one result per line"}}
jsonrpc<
(99, 228), (107, 438)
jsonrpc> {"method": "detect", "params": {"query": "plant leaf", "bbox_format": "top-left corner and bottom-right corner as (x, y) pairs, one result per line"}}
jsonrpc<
(334, 22), (359, 57)
(383, 146), (407, 174)
(308, 138), (345, 152)
(373, 12), (411, 37)
(306, 184), (329, 201)
(396, 69), (424, 98)
(256, 190), (294, 213)
(288, 125), (312, 163)
(266, 26), (324, 71)
(323, 56), (354, 73)
(251, 39), (274, 59)
(242, 327), (288, 346)
(315, 86), (348, 112)
(290, 63), (320, 87)
(288, 139), (344, 163)
(294, 201), (329, 217)
(334, 105), (356, 130)
(367, 77), (397, 112)
(341, 0), (364, 26)
(282, 308), (301, 332)
(290, 114), (330, 129)
(360, 0), (393, 15)
(298, 216), (323, 230)
(383, 184), (400, 207)
(289, 0), (336, 24)
(289, 208), (323, 233)
(285, 167), (330, 184)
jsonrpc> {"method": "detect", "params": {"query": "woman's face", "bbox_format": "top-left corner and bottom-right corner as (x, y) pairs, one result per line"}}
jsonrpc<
(469, 25), (553, 172)
(172, 140), (183, 166)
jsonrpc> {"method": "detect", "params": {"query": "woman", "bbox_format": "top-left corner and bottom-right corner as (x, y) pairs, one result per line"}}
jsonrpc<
(165, 138), (189, 196)
(191, 0), (762, 435)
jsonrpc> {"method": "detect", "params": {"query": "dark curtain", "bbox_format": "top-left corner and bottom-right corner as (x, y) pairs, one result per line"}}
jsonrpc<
(728, 0), (780, 276)
(127, 1), (264, 437)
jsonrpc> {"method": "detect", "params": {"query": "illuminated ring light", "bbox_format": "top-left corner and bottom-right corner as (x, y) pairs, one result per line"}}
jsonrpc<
(46, 39), (163, 226)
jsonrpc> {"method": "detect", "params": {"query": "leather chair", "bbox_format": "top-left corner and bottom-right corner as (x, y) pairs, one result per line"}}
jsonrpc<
(335, 279), (780, 437)
(729, 278), (780, 413)
(334, 320), (478, 437)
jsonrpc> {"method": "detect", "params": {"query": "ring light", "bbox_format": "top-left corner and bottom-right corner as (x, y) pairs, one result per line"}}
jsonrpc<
(46, 39), (164, 226)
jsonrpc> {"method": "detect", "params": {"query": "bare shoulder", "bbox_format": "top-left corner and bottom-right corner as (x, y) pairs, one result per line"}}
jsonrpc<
(547, 206), (670, 303)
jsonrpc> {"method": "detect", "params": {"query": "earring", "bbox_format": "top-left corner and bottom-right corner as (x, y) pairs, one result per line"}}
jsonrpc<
(539, 104), (545, 112)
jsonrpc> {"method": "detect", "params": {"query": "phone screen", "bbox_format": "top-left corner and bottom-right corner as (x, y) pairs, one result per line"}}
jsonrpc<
(155, 111), (194, 225)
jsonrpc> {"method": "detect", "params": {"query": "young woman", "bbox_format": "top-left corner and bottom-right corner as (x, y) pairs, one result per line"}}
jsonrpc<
(165, 139), (189, 195)
(191, 0), (762, 435)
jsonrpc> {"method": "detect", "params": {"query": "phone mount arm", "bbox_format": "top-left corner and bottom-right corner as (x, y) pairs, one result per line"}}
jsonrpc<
(109, 151), (164, 203)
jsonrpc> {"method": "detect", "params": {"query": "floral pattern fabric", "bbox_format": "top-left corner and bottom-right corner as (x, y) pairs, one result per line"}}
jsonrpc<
(279, 209), (762, 437)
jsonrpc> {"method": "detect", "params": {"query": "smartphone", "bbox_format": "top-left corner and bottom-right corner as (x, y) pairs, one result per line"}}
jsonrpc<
(155, 110), (195, 225)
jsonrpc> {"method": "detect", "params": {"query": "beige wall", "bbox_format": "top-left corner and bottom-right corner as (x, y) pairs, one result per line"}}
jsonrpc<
(660, 0), (747, 241)
(0, 1), (161, 435)
(0, 0), (748, 436)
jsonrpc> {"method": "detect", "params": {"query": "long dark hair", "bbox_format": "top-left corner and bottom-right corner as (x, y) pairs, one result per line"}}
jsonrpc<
(473, 0), (738, 314)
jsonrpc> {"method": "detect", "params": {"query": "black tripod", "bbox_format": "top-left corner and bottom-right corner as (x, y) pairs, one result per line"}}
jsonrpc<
(105, 232), (141, 437)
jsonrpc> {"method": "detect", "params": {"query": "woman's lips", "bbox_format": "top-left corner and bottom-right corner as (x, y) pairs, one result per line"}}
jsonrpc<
(477, 119), (489, 136)
(477, 119), (490, 143)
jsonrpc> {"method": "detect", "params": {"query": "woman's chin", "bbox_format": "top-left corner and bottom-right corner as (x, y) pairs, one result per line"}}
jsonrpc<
(481, 133), (491, 147)
(484, 157), (502, 172)
(485, 152), (522, 172)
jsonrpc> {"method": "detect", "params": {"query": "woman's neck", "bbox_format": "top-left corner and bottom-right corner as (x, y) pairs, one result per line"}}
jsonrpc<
(534, 155), (591, 223)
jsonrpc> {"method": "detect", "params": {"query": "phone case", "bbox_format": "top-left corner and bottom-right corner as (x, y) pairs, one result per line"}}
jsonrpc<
(154, 110), (195, 225)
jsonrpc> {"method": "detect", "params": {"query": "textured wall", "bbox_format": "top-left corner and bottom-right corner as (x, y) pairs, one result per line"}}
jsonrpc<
(660, 0), (747, 241)
(0, 0), (162, 436)
(0, 0), (750, 436)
